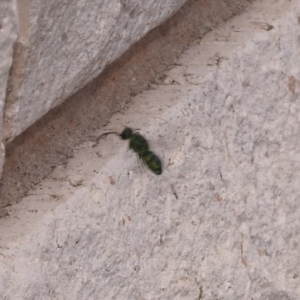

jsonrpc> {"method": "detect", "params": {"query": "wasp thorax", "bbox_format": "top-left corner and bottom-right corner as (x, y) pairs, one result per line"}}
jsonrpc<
(130, 133), (149, 156)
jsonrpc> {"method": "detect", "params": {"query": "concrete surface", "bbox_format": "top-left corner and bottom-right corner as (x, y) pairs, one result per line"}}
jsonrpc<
(3, 0), (187, 143)
(0, 0), (300, 299)
(0, 0), (18, 177)
(0, 0), (254, 209)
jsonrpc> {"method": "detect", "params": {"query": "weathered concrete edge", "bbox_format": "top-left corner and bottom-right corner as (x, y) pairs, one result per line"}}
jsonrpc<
(3, 0), (187, 142)
(0, 0), (18, 177)
(0, 0), (254, 208)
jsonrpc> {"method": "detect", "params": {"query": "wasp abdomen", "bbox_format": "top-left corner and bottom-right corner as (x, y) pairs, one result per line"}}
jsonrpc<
(142, 151), (162, 175)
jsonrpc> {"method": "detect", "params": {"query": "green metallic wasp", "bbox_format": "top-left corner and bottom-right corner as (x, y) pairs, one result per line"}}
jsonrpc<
(97, 127), (162, 175)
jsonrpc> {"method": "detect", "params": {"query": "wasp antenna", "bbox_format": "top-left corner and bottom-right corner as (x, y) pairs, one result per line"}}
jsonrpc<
(93, 132), (120, 147)
(99, 132), (120, 138)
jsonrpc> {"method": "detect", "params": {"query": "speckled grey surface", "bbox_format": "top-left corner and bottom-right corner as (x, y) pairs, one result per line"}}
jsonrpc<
(0, 0), (299, 299)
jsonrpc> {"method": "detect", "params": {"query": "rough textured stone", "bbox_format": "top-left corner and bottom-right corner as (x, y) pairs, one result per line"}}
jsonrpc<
(3, 0), (186, 142)
(0, 0), (299, 298)
(0, 0), (18, 176)
(0, 0), (253, 208)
